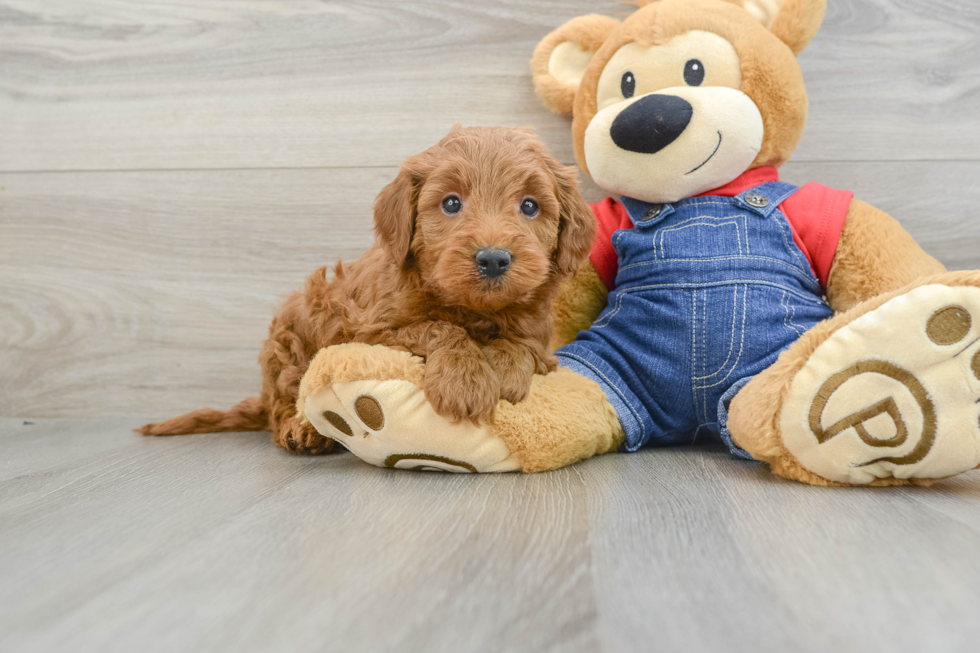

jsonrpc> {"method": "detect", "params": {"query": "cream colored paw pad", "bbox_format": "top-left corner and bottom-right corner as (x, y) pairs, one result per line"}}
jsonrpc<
(303, 379), (520, 474)
(782, 285), (980, 484)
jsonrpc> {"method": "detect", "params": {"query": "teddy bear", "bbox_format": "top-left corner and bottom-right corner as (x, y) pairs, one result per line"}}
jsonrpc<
(295, 0), (980, 486)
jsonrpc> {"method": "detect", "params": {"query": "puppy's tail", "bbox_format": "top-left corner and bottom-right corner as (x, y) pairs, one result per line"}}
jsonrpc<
(136, 397), (268, 436)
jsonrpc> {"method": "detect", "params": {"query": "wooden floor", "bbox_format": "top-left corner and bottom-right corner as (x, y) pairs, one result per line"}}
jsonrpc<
(3, 1), (980, 650)
(3, 420), (980, 652)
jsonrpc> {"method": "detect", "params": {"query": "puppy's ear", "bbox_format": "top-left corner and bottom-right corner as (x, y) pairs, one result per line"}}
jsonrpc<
(551, 163), (597, 278)
(439, 122), (465, 144)
(374, 164), (421, 269)
(530, 15), (620, 115)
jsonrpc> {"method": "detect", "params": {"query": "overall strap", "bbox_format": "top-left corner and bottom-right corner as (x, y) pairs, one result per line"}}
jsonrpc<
(619, 196), (676, 228)
(734, 181), (800, 218)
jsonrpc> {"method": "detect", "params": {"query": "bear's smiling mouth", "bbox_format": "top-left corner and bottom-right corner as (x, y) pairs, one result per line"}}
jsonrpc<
(686, 131), (723, 175)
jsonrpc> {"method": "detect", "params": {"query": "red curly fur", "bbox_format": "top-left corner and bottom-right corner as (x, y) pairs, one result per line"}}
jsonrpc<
(138, 125), (597, 455)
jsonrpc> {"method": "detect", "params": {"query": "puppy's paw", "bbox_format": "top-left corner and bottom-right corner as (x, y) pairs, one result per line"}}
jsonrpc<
(498, 374), (533, 405)
(275, 416), (335, 455)
(424, 347), (501, 423)
(483, 344), (535, 405)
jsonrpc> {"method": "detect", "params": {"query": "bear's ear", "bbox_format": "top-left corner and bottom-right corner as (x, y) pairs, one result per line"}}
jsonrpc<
(744, 0), (826, 56)
(531, 15), (620, 115)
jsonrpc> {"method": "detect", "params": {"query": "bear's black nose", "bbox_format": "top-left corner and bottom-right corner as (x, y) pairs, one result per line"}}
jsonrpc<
(610, 94), (694, 154)
(475, 248), (512, 279)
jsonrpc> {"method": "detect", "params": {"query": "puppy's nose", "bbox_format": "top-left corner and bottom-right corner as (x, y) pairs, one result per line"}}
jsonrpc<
(610, 94), (693, 154)
(475, 248), (512, 279)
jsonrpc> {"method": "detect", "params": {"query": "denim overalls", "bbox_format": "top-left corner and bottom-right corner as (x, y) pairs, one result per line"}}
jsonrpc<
(556, 182), (835, 459)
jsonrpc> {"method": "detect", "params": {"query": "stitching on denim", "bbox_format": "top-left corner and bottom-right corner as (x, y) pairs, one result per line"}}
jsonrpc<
(691, 290), (700, 421)
(771, 207), (818, 284)
(779, 290), (792, 335)
(618, 255), (812, 279)
(693, 285), (748, 391)
(769, 187), (800, 209)
(613, 228), (626, 254)
(611, 279), (828, 306)
(654, 217), (744, 259)
(693, 285), (741, 381)
(701, 288), (708, 420)
(741, 183), (799, 218)
(626, 195), (820, 293)
(692, 289), (703, 422)
(591, 291), (626, 329)
(688, 290), (703, 420)
(789, 296), (804, 334)
(557, 352), (647, 443)
(621, 199), (673, 226)
(780, 290), (806, 336)
(774, 208), (808, 271)
(696, 286), (739, 413)
(657, 219), (744, 258)
(691, 287), (698, 374)
(676, 200), (738, 209)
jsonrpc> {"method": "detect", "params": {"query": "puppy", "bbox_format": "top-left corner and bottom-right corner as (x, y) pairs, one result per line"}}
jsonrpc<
(139, 125), (597, 455)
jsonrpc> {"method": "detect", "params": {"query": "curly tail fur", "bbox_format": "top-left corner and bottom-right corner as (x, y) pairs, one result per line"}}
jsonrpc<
(136, 397), (268, 436)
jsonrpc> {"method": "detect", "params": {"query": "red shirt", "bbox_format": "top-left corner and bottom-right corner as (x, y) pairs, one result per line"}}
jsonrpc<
(589, 167), (853, 290)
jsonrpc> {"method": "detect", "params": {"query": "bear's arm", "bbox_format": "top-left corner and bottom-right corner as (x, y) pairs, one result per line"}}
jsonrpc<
(826, 199), (946, 313)
(547, 197), (629, 350)
(549, 260), (608, 350)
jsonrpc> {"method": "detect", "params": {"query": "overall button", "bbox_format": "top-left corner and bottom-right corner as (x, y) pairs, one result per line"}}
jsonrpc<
(643, 205), (663, 221)
(745, 193), (769, 208)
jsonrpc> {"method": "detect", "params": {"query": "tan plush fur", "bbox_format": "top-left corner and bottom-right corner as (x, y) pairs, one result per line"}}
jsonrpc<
(139, 126), (596, 455)
(533, 0), (817, 174)
(826, 200), (947, 313)
(493, 367), (625, 473)
(728, 270), (980, 486)
(636, 0), (826, 54)
(525, 0), (980, 484)
(530, 15), (621, 115)
(768, 0), (826, 55)
(296, 343), (426, 422)
(549, 260), (609, 350)
(297, 340), (623, 474)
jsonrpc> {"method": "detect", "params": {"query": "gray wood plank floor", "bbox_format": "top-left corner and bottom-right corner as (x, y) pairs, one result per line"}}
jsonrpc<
(3, 0), (980, 650)
(2, 419), (980, 653)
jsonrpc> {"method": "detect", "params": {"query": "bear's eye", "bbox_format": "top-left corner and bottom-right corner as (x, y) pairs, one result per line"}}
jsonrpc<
(621, 71), (636, 99)
(441, 195), (462, 215)
(520, 198), (539, 218)
(684, 59), (705, 86)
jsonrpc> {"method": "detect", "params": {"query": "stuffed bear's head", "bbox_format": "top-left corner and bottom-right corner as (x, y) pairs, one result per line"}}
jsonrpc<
(531, 0), (826, 204)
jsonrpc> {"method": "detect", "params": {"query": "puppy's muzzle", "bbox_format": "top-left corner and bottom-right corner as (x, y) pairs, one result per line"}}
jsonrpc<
(474, 248), (512, 280)
(610, 94), (693, 154)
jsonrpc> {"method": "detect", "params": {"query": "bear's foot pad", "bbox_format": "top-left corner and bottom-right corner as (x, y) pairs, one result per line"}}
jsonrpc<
(781, 285), (980, 484)
(301, 344), (520, 473)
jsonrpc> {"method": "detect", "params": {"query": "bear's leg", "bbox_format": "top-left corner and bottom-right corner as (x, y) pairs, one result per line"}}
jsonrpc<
(297, 343), (624, 473)
(492, 366), (625, 473)
(728, 271), (980, 486)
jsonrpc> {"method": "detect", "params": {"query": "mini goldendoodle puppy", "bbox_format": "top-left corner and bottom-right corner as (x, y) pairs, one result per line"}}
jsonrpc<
(139, 125), (596, 454)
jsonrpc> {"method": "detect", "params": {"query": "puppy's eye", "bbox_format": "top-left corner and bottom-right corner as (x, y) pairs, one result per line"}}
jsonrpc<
(520, 198), (539, 218)
(441, 196), (462, 215)
(621, 71), (636, 99)
(684, 59), (705, 86)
